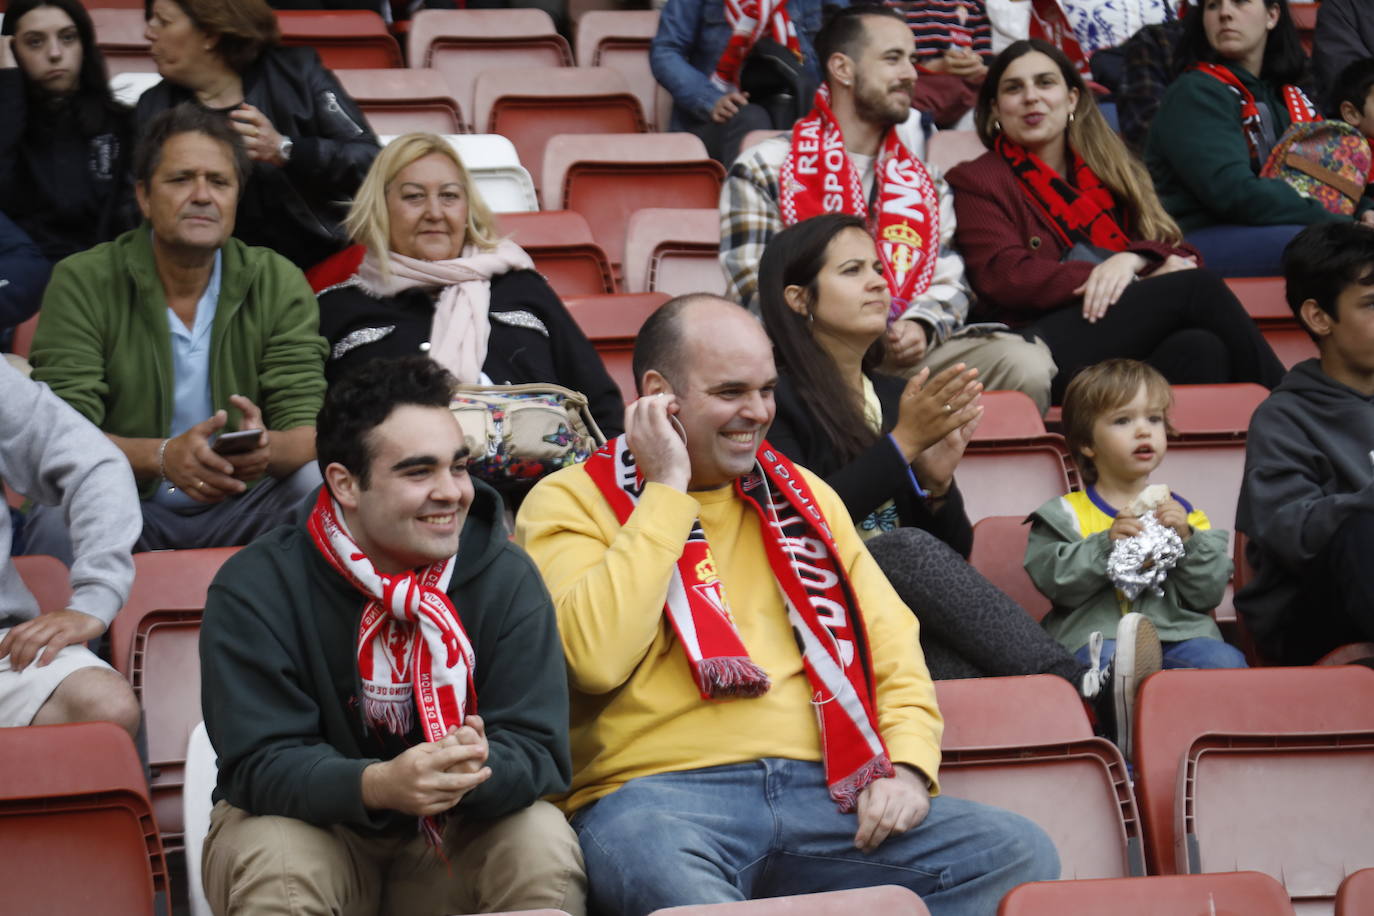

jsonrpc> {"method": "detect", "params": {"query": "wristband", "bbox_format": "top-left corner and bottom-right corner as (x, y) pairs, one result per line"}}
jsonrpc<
(157, 437), (171, 481)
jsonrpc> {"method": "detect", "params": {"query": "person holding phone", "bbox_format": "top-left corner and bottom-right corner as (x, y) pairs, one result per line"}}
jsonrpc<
(23, 104), (326, 563)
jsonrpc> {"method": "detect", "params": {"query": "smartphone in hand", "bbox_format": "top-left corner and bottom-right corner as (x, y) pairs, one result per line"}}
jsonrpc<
(212, 429), (264, 456)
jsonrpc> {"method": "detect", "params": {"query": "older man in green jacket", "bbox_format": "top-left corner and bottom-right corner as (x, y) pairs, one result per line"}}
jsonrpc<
(26, 103), (326, 561)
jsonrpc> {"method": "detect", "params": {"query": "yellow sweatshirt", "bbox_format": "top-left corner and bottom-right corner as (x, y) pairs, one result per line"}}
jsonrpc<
(516, 466), (944, 814)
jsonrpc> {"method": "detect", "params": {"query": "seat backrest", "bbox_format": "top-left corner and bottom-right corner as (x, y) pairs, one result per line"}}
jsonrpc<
(957, 437), (1076, 526)
(1224, 276), (1291, 322)
(645, 885), (930, 915)
(132, 609), (203, 852)
(564, 292), (672, 400)
(497, 210), (617, 296)
(998, 873), (1296, 915)
(13, 554), (72, 615)
(109, 547), (239, 677)
(575, 10), (660, 129)
(936, 675), (1093, 749)
(968, 516), (1053, 624)
(1168, 384), (1269, 437)
(1156, 438), (1245, 536)
(0, 722), (169, 915)
(622, 207), (722, 294)
(1337, 868), (1374, 916)
(1261, 325), (1319, 369)
(91, 7), (156, 74)
(926, 129), (987, 174)
(972, 390), (1047, 440)
(276, 10), (401, 69)
(1134, 666), (1374, 874)
(333, 67), (463, 134)
(109, 70), (162, 106)
(1177, 731), (1374, 905)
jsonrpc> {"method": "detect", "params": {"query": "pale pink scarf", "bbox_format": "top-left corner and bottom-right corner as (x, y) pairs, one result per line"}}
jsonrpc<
(357, 239), (534, 383)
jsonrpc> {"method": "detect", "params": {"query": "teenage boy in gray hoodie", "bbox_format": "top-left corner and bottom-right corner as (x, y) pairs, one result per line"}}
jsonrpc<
(0, 358), (141, 733)
(1236, 222), (1374, 665)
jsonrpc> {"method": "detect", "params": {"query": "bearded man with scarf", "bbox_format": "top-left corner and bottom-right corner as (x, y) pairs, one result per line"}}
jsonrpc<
(720, 2), (1057, 413)
(516, 295), (1058, 916)
(199, 356), (585, 916)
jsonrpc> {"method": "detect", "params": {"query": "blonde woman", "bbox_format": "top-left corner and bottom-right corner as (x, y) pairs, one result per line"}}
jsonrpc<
(317, 133), (624, 436)
(945, 38), (1284, 403)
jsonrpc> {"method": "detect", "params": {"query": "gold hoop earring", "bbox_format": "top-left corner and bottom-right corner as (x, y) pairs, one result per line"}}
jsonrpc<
(1068, 111), (1076, 124)
(993, 119), (1002, 133)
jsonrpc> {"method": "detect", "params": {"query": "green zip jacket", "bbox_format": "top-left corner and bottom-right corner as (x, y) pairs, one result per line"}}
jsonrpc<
(1025, 492), (1230, 652)
(1144, 64), (1346, 232)
(30, 226), (327, 499)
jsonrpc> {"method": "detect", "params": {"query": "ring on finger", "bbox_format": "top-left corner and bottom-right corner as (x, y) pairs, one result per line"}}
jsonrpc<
(942, 403), (952, 414)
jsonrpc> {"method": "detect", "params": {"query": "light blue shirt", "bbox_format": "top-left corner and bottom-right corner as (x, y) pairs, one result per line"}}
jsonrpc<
(153, 250), (221, 509)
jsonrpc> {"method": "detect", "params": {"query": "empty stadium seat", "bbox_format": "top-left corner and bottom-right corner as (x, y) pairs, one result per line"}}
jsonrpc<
(276, 10), (401, 69)
(407, 9), (573, 132)
(376, 133), (540, 212)
(474, 67), (645, 197)
(496, 210), (617, 296)
(935, 674), (1092, 749)
(998, 872), (1296, 915)
(1134, 666), (1374, 876)
(1224, 276), (1318, 368)
(543, 133), (726, 276)
(1290, 2), (1317, 53)
(968, 516), (1052, 624)
(575, 10), (662, 131)
(958, 435), (1077, 526)
(645, 885), (930, 915)
(109, 70), (161, 106)
(110, 548), (238, 676)
(0, 722), (169, 915)
(13, 554), (72, 615)
(333, 68), (463, 135)
(972, 390), (1047, 440)
(91, 7), (156, 76)
(926, 130), (987, 174)
(622, 208), (724, 296)
(1176, 730), (1374, 909)
(1156, 437), (1245, 536)
(564, 292), (671, 400)
(1337, 868), (1374, 916)
(1168, 383), (1269, 438)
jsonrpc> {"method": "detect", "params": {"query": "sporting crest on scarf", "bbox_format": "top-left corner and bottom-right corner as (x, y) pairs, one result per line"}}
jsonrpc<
(779, 84), (940, 324)
(584, 436), (894, 810)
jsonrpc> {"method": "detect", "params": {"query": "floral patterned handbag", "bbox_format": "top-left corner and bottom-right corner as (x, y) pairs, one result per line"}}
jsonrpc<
(450, 384), (605, 484)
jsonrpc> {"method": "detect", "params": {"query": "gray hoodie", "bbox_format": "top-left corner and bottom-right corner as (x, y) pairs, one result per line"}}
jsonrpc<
(1, 359), (140, 628)
(1236, 358), (1374, 652)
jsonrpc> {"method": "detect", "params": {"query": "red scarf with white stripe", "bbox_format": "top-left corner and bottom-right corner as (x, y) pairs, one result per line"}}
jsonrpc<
(584, 436), (894, 811)
(306, 487), (476, 842)
(780, 85), (940, 323)
(1192, 63), (1318, 167)
(713, 0), (802, 91)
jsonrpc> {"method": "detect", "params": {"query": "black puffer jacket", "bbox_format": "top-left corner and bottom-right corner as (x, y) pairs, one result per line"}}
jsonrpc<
(135, 45), (380, 269)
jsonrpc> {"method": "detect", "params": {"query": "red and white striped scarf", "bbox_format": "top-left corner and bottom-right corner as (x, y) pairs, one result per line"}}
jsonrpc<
(1192, 63), (1318, 167)
(584, 436), (893, 811)
(306, 487), (477, 841)
(780, 85), (940, 324)
(713, 0), (802, 92)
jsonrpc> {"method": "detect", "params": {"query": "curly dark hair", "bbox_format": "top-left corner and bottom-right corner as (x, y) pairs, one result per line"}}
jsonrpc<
(316, 356), (457, 489)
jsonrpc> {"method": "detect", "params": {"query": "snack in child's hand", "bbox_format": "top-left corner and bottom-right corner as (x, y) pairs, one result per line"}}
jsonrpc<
(1127, 483), (1171, 517)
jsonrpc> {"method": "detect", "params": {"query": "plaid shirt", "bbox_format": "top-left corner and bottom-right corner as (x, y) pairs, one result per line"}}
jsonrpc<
(1117, 18), (1188, 152)
(718, 112), (972, 343)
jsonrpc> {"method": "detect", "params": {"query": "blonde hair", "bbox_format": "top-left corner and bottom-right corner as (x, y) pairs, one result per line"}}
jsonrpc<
(976, 40), (1184, 247)
(1062, 359), (1176, 486)
(342, 133), (501, 274)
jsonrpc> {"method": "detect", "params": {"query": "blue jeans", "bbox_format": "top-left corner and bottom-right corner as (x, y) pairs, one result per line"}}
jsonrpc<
(1183, 224), (1308, 278)
(571, 758), (1059, 916)
(1074, 636), (1248, 670)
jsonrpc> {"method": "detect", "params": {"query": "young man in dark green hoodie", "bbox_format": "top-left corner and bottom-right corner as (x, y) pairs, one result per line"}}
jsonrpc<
(1236, 222), (1374, 664)
(199, 356), (586, 915)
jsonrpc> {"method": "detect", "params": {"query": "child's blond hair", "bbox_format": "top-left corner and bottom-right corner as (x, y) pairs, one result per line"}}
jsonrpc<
(1062, 360), (1176, 486)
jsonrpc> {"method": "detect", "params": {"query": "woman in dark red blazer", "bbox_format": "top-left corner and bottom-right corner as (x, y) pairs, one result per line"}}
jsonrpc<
(945, 39), (1284, 403)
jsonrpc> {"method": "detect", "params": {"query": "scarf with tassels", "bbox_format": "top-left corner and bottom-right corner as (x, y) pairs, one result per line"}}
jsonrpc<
(779, 84), (940, 324)
(356, 239), (534, 385)
(1192, 63), (1318, 168)
(995, 134), (1132, 253)
(306, 487), (477, 845)
(584, 436), (894, 811)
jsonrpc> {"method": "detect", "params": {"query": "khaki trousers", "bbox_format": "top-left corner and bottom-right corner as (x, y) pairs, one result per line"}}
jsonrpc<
(203, 799), (586, 916)
(904, 330), (1057, 415)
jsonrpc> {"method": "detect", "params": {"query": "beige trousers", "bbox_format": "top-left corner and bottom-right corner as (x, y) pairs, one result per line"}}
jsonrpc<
(905, 330), (1057, 415)
(203, 799), (586, 916)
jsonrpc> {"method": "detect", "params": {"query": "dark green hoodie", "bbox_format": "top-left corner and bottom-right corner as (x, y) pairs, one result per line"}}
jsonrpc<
(200, 481), (571, 833)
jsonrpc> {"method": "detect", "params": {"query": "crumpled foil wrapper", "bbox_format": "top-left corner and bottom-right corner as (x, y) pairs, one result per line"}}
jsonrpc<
(1107, 511), (1185, 603)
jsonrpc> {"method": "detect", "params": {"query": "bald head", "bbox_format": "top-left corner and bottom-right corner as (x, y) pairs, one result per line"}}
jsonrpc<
(633, 294), (771, 394)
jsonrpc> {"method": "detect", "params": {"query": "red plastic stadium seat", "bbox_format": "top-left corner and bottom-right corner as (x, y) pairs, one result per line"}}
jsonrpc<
(999, 872), (1296, 915)
(475, 67), (645, 198)
(1316, 643), (1374, 666)
(543, 133), (726, 279)
(13, 554), (72, 615)
(333, 68), (463, 135)
(276, 10), (401, 70)
(1168, 383), (1268, 438)
(1225, 276), (1318, 368)
(958, 435), (1077, 526)
(936, 675), (1092, 750)
(645, 885), (930, 915)
(496, 210), (617, 296)
(1290, 2), (1317, 53)
(564, 292), (671, 400)
(110, 548), (239, 676)
(926, 130), (986, 174)
(1261, 325), (1319, 368)
(1337, 868), (1374, 915)
(972, 390), (1047, 440)
(1133, 666), (1374, 875)
(0, 722), (170, 916)
(968, 516), (1052, 624)
(10, 312), (40, 358)
(91, 7), (156, 76)
(575, 10), (662, 131)
(1156, 437), (1245, 536)
(622, 208), (724, 296)
(407, 9), (572, 132)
